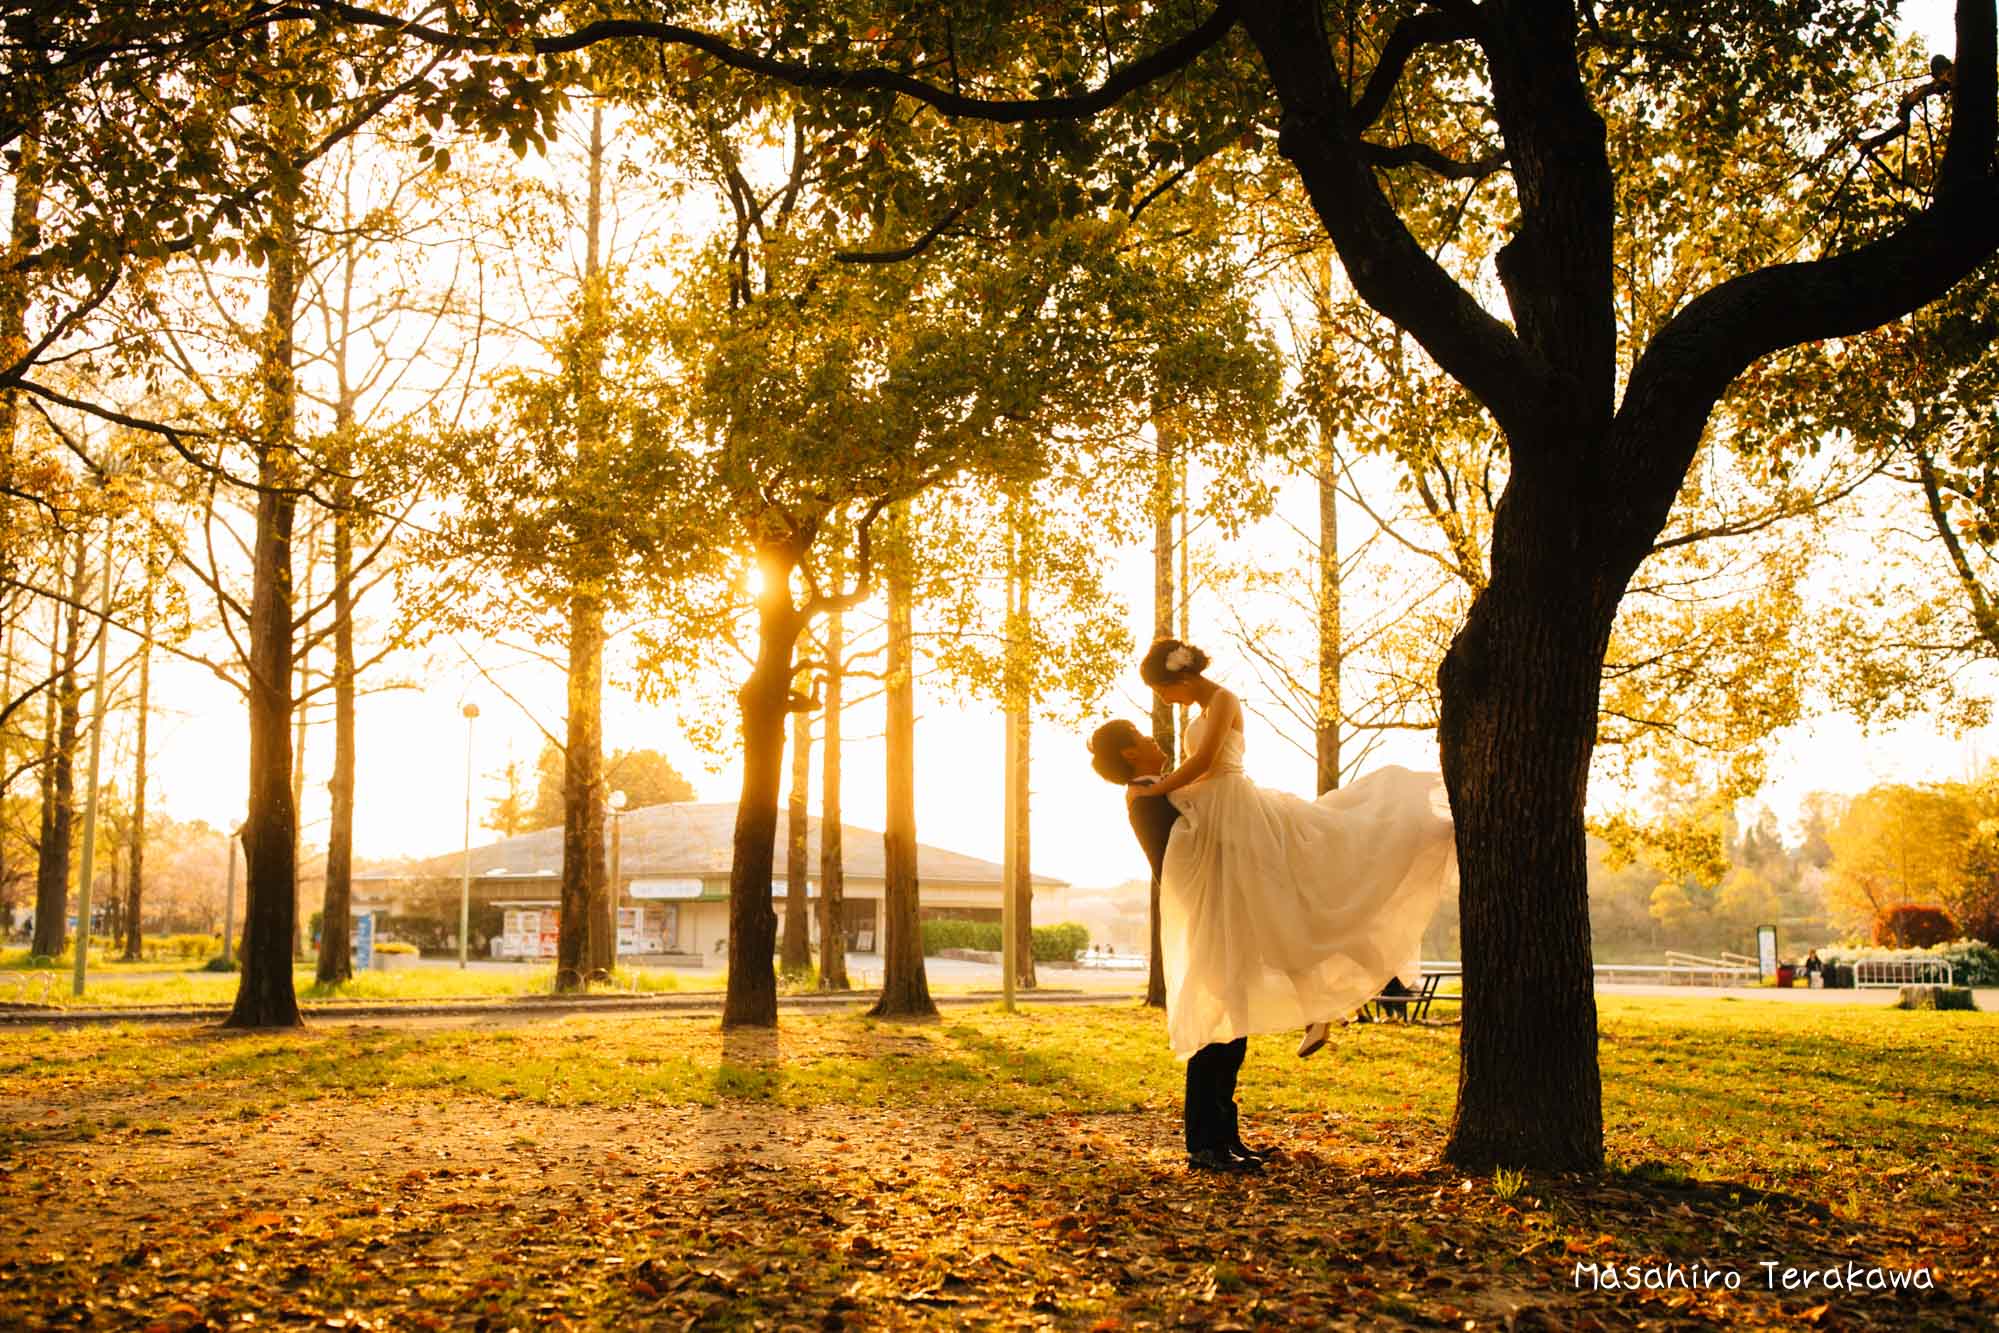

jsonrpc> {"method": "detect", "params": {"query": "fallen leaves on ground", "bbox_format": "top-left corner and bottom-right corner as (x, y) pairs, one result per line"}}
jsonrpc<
(0, 1004), (1991, 1329)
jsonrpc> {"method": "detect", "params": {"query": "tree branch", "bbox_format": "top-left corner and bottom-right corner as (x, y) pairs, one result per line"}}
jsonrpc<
(1352, 10), (1473, 130)
(310, 0), (1242, 125)
(1611, 6), (1998, 577)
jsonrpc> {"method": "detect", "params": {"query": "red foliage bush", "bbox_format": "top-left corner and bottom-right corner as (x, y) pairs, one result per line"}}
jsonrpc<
(1872, 904), (1959, 948)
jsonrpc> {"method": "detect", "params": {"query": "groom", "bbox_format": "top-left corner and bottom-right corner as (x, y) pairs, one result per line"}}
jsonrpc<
(1089, 719), (1267, 1175)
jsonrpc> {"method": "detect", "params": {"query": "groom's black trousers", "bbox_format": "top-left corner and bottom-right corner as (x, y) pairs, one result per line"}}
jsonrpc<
(1184, 1037), (1248, 1154)
(1126, 785), (1250, 1156)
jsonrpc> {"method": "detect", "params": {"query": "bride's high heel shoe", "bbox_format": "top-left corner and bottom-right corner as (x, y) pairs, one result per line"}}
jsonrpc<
(1296, 1020), (1331, 1059)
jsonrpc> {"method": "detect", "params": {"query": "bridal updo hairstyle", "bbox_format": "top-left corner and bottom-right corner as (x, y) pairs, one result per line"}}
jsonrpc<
(1088, 720), (1143, 784)
(1140, 637), (1210, 688)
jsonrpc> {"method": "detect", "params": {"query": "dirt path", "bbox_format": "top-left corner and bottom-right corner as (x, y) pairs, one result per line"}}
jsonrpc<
(2, 1077), (1982, 1331)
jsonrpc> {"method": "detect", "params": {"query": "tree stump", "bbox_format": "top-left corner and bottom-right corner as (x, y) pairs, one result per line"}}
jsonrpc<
(1895, 985), (1977, 1011)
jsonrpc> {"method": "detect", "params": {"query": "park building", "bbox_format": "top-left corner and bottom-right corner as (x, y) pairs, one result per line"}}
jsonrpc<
(352, 801), (1066, 962)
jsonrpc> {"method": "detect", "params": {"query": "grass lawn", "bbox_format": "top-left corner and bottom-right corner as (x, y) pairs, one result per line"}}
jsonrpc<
(0, 953), (721, 1009)
(0, 996), (1992, 1329)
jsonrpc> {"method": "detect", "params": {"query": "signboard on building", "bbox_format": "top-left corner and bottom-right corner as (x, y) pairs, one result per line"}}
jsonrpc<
(630, 878), (704, 900)
(354, 912), (374, 971)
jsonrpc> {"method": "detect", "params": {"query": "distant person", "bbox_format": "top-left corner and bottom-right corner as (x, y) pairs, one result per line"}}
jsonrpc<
(1089, 718), (1264, 1175)
(1805, 949), (1824, 988)
(1130, 638), (1458, 1060)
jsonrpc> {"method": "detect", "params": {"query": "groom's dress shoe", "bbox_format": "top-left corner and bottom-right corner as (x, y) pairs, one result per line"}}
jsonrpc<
(1188, 1147), (1259, 1175)
(1228, 1140), (1272, 1165)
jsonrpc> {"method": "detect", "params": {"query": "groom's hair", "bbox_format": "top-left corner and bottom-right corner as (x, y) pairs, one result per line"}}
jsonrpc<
(1088, 719), (1143, 784)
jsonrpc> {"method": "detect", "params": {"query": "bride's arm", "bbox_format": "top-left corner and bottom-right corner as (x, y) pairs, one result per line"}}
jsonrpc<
(1140, 689), (1239, 797)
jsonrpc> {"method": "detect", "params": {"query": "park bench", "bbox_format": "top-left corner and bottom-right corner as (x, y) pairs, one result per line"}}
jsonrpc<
(1360, 968), (1461, 1023)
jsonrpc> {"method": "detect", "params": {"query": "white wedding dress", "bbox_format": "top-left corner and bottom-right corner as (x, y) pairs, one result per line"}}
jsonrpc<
(1158, 711), (1457, 1057)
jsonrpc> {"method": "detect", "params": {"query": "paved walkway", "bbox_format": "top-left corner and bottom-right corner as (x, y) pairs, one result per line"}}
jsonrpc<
(1597, 979), (1998, 1005)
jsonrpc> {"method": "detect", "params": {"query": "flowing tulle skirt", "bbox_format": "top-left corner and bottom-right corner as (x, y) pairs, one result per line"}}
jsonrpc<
(1160, 764), (1456, 1056)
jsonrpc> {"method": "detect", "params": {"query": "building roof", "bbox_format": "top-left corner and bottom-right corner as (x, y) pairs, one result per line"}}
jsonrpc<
(359, 800), (1066, 888)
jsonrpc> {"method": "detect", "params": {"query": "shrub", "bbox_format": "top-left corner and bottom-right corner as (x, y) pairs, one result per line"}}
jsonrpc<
(1873, 904), (1959, 948)
(145, 934), (222, 962)
(382, 915), (451, 954)
(1031, 922), (1090, 963)
(374, 941), (420, 956)
(1820, 939), (1999, 986)
(1958, 904), (1999, 947)
(200, 956), (239, 973)
(918, 919), (1091, 961)
(921, 919), (1003, 955)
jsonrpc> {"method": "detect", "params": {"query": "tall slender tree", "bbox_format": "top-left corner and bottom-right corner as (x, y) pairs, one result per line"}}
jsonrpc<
(30, 538), (82, 957)
(870, 505), (935, 1017)
(120, 539), (154, 959)
(781, 678), (813, 976)
(817, 597), (848, 991)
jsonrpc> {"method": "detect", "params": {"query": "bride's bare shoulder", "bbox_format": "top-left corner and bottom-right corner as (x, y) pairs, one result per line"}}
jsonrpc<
(1213, 686), (1246, 731)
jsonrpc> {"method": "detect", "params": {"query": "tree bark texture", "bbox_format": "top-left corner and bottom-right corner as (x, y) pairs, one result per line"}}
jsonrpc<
(781, 685), (812, 975)
(1435, 568), (1607, 1169)
(559, 103), (614, 989)
(0, 130), (39, 478)
(1316, 429), (1341, 796)
(1007, 513), (1035, 990)
(122, 559), (153, 960)
(558, 592), (607, 989)
(290, 546), (311, 961)
(317, 478), (356, 985)
(226, 164), (303, 1029)
(1146, 425), (1175, 1008)
(723, 542), (803, 1027)
(871, 522), (935, 1018)
(817, 605), (849, 990)
(31, 538), (82, 957)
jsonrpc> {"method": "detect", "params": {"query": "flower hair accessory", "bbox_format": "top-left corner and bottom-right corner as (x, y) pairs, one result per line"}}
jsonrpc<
(1165, 645), (1193, 673)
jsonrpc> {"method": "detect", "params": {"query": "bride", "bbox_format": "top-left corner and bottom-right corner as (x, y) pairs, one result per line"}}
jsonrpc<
(1135, 637), (1457, 1059)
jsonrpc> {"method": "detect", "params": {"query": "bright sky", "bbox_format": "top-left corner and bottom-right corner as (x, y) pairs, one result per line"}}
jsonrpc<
(125, 2), (1990, 892)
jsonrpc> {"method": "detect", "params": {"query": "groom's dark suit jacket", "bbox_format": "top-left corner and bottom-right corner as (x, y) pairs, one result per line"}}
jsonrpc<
(1125, 776), (1246, 1155)
(1125, 777), (1180, 887)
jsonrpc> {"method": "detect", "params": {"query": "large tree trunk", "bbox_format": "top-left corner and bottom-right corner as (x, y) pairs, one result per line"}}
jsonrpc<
(316, 477), (356, 985)
(1145, 425), (1175, 1007)
(723, 543), (803, 1027)
(817, 605), (848, 990)
(1316, 427), (1341, 796)
(31, 537), (83, 957)
(780, 682), (812, 976)
(1437, 565), (1609, 1171)
(871, 515), (935, 1018)
(557, 591), (607, 989)
(121, 558), (152, 960)
(226, 163), (303, 1029)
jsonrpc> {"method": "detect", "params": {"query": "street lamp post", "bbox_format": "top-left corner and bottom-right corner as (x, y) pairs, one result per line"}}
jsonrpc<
(459, 702), (479, 968)
(607, 790), (627, 972)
